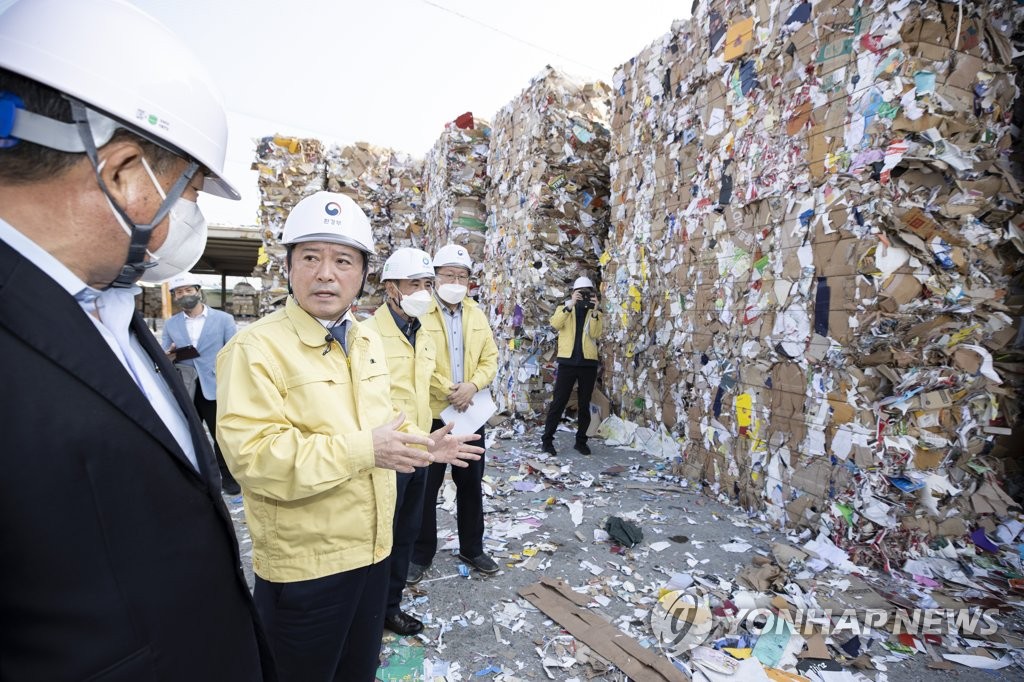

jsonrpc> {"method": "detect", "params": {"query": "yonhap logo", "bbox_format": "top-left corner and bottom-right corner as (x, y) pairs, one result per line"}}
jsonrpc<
(648, 590), (1000, 658)
(648, 586), (714, 654)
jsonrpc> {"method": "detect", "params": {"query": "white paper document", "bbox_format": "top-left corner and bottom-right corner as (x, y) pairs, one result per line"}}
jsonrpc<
(440, 387), (497, 434)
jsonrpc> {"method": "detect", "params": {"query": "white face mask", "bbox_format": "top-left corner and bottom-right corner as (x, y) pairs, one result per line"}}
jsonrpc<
(102, 157), (209, 284)
(437, 283), (467, 305)
(399, 289), (435, 318)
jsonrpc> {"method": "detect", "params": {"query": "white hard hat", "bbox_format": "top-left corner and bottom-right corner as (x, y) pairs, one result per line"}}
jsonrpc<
(432, 244), (472, 271)
(167, 272), (202, 291)
(573, 276), (595, 290)
(281, 191), (375, 254)
(0, 0), (238, 199)
(381, 248), (434, 281)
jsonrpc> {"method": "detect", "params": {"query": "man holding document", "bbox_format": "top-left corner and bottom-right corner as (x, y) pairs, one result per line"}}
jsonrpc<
(409, 244), (500, 581)
(162, 271), (239, 494)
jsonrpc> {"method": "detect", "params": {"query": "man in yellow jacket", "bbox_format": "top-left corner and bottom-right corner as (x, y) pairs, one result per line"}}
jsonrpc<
(216, 193), (481, 682)
(408, 244), (500, 582)
(541, 276), (603, 456)
(363, 247), (440, 637)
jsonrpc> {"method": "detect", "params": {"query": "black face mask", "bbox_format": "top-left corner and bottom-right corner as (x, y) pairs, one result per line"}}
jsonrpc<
(177, 295), (201, 310)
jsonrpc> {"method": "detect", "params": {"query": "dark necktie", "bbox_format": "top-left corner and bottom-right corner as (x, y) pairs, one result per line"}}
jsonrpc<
(329, 320), (350, 354)
(404, 317), (420, 344)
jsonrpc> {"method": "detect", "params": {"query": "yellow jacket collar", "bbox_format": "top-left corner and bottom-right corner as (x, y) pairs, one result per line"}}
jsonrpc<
(373, 304), (405, 338)
(286, 297), (364, 349)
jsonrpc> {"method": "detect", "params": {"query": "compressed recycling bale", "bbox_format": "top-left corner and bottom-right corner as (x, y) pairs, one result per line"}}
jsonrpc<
(603, 0), (1024, 566)
(482, 67), (612, 418)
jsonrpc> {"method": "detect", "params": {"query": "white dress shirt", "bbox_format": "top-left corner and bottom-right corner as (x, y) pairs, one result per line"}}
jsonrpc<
(436, 296), (465, 384)
(0, 218), (199, 470)
(184, 304), (208, 346)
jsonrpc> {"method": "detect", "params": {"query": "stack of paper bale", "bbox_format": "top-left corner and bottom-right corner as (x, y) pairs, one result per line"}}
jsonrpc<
(385, 150), (426, 252)
(603, 0), (1024, 566)
(482, 67), (612, 418)
(325, 142), (425, 312)
(252, 137), (426, 314)
(252, 135), (327, 302)
(422, 112), (491, 265)
(136, 286), (164, 320)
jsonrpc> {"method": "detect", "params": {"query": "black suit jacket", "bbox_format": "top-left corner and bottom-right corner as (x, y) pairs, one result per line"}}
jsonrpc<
(0, 239), (274, 681)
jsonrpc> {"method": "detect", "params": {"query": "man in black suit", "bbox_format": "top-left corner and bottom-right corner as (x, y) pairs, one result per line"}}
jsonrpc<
(0, 0), (273, 679)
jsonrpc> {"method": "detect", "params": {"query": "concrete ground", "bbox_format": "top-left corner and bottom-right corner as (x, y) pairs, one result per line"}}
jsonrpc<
(225, 426), (1024, 681)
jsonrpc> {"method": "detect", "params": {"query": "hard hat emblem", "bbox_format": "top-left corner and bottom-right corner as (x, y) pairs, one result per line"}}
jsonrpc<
(325, 202), (343, 216)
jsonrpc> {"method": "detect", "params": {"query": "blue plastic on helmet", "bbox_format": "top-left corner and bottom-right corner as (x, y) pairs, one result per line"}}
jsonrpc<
(0, 92), (25, 148)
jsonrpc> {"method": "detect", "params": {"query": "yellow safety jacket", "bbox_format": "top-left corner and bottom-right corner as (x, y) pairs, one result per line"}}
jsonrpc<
(550, 304), (602, 361)
(421, 297), (499, 419)
(364, 304), (437, 434)
(216, 297), (404, 582)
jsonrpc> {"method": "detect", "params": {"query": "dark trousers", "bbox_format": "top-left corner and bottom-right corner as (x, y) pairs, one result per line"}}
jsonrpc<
(542, 363), (598, 445)
(413, 420), (485, 564)
(253, 562), (388, 682)
(386, 466), (427, 616)
(193, 390), (238, 489)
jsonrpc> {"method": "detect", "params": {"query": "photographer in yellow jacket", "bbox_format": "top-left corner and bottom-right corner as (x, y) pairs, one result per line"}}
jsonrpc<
(541, 275), (602, 456)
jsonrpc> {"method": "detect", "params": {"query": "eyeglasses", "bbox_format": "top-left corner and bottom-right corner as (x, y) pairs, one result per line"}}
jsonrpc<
(436, 271), (470, 284)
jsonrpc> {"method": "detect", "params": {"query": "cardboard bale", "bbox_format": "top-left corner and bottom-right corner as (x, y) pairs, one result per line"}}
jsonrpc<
(422, 112), (491, 269)
(251, 135), (327, 309)
(601, 0), (1024, 555)
(482, 67), (611, 418)
(325, 142), (425, 315)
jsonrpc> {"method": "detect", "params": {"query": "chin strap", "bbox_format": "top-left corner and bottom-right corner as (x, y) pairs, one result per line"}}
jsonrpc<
(66, 98), (198, 289)
(357, 257), (369, 299)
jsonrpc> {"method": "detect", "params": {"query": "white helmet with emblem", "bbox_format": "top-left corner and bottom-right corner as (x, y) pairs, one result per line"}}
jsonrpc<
(281, 192), (375, 255)
(431, 244), (472, 271)
(382, 248), (434, 281)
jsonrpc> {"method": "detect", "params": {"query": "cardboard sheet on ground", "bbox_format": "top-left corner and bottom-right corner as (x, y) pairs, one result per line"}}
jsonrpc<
(815, 574), (892, 613)
(518, 578), (686, 682)
(587, 389), (610, 438)
(440, 387), (497, 434)
(695, 656), (772, 682)
(942, 653), (1014, 669)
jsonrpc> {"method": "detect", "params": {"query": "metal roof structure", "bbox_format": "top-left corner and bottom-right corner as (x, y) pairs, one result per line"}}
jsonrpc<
(191, 224), (262, 277)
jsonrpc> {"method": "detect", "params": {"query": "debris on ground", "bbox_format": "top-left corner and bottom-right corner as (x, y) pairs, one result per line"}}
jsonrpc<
(355, 424), (1024, 681)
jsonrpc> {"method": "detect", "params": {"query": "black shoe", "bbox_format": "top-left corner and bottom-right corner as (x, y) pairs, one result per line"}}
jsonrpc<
(385, 610), (424, 636)
(457, 552), (499, 574)
(222, 480), (241, 495)
(574, 441), (592, 455)
(541, 441), (557, 456)
(406, 562), (429, 585)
